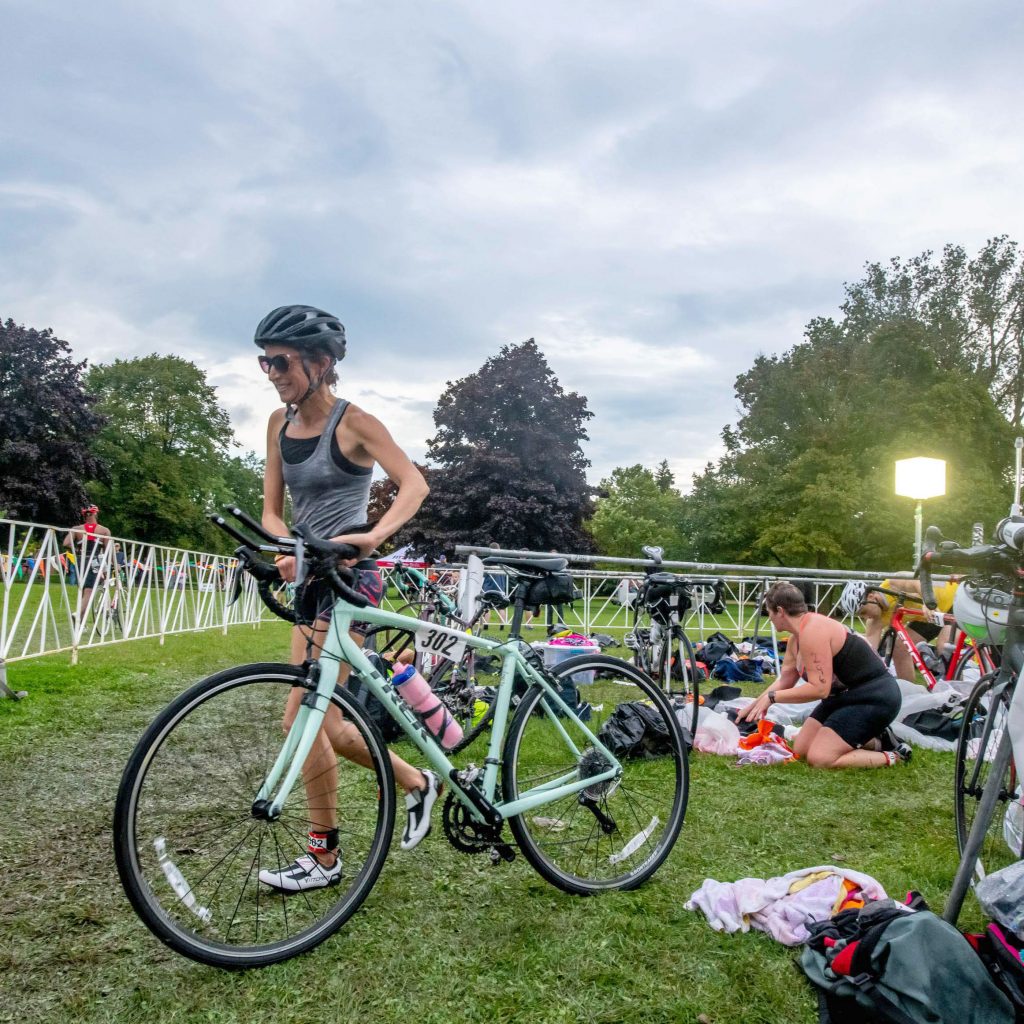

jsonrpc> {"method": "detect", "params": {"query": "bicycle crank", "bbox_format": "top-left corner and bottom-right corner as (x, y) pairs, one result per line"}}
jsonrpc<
(441, 792), (514, 864)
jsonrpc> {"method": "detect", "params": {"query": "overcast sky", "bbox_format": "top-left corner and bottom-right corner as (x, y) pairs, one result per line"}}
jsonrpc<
(3, 1), (1023, 488)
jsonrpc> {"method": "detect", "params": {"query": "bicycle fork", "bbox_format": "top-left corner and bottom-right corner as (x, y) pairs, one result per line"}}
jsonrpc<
(251, 661), (334, 821)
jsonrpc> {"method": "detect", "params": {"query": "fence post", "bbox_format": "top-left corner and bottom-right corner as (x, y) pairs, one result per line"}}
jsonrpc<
(0, 658), (27, 700)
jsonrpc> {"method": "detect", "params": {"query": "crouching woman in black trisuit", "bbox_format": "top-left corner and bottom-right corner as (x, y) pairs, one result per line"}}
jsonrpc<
(738, 582), (910, 768)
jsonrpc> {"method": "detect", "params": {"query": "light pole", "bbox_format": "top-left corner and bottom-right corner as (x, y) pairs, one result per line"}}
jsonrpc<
(894, 457), (946, 566)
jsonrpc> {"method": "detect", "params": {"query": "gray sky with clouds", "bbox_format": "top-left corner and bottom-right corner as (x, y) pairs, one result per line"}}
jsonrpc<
(3, 1), (1023, 487)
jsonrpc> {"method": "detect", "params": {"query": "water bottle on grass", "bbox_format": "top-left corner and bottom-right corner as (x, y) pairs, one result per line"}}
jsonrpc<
(391, 664), (464, 750)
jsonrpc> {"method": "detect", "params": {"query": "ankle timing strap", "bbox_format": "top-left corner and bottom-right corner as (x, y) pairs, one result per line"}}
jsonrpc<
(307, 828), (340, 854)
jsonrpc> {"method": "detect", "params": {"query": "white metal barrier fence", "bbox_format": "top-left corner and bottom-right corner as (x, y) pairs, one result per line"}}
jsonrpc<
(1, 518), (902, 698)
(0, 518), (276, 697)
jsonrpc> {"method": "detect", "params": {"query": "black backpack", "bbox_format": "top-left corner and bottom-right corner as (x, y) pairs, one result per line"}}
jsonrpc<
(800, 894), (1015, 1024)
(597, 702), (675, 759)
(345, 652), (403, 743)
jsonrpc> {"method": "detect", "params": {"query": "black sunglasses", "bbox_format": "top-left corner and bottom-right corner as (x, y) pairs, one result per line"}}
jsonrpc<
(258, 353), (299, 374)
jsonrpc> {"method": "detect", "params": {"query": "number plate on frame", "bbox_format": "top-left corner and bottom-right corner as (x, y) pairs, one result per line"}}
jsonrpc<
(414, 625), (468, 664)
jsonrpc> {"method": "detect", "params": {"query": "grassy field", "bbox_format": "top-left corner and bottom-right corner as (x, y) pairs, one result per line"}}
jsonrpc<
(0, 624), (978, 1024)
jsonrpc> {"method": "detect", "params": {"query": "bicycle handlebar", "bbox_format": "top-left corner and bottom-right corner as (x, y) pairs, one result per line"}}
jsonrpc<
(918, 524), (1017, 608)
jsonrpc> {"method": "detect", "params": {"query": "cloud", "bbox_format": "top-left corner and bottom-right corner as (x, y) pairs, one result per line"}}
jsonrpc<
(2, 0), (1024, 495)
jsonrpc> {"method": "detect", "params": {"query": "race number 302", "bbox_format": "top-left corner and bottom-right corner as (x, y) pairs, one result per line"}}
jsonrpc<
(414, 626), (467, 664)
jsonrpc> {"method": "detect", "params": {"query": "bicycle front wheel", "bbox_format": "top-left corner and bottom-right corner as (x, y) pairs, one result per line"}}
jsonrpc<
(954, 671), (1020, 880)
(114, 663), (396, 968)
(503, 654), (688, 895)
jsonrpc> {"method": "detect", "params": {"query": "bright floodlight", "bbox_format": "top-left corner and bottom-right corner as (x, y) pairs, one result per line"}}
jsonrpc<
(894, 457), (946, 500)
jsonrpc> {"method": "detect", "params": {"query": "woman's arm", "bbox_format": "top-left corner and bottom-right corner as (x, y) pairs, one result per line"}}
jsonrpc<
(776, 620), (833, 703)
(261, 409), (289, 538)
(260, 410), (298, 580)
(337, 407), (428, 554)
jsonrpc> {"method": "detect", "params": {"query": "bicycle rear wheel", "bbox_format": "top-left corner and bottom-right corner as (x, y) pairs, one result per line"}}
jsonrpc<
(954, 672), (1020, 880)
(114, 663), (395, 968)
(503, 654), (688, 895)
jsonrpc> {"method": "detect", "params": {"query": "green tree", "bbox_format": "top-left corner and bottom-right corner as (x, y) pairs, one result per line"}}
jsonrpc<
(216, 452), (266, 524)
(411, 339), (594, 554)
(0, 318), (106, 524)
(86, 355), (236, 548)
(839, 236), (1024, 425)
(682, 319), (1013, 569)
(588, 464), (686, 558)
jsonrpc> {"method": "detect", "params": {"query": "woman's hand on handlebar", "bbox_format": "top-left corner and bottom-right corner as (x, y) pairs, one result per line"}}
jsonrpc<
(330, 529), (381, 566)
(275, 555), (297, 583)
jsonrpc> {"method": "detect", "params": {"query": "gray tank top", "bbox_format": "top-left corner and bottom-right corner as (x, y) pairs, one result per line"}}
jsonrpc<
(279, 399), (373, 537)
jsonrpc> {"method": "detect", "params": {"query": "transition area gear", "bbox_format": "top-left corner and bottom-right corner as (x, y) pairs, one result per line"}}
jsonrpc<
(253, 305), (347, 361)
(953, 581), (1012, 645)
(838, 581), (868, 618)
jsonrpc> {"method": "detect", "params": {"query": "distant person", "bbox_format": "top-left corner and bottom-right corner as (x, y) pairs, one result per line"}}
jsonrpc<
(63, 504), (111, 614)
(739, 582), (909, 768)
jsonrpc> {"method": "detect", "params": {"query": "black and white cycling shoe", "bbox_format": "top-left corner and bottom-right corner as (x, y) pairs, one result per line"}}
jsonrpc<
(400, 770), (443, 851)
(258, 855), (342, 893)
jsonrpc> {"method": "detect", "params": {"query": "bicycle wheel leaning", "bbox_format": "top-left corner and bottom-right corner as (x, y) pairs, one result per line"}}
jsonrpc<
(114, 663), (396, 968)
(503, 654), (688, 895)
(954, 671), (1020, 880)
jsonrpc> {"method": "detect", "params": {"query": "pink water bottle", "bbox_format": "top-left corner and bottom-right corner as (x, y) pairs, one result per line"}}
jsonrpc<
(391, 664), (464, 751)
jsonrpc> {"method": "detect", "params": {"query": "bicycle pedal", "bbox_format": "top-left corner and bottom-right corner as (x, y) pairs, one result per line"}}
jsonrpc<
(488, 844), (516, 865)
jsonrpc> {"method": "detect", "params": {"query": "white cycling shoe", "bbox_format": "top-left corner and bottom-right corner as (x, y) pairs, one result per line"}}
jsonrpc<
(258, 855), (342, 893)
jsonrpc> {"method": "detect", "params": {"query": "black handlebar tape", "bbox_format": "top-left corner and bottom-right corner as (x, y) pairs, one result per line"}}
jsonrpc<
(327, 569), (370, 608)
(919, 553), (938, 609)
(292, 523), (362, 561)
(210, 514), (261, 549)
(257, 580), (299, 623)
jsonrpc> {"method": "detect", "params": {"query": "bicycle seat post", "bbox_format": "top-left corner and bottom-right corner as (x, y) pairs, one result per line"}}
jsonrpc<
(507, 581), (530, 641)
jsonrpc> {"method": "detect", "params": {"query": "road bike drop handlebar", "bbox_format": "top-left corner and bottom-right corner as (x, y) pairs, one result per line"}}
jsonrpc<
(209, 506), (374, 618)
(918, 521), (1021, 609)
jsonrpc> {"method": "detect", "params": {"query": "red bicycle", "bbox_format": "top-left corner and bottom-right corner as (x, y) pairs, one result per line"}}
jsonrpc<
(869, 585), (1000, 690)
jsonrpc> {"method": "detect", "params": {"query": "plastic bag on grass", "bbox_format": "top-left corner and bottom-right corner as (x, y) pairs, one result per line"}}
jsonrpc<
(692, 706), (741, 756)
(976, 857), (1024, 943)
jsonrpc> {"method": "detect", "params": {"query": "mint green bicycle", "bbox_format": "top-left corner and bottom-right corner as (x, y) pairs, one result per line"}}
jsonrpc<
(113, 508), (689, 968)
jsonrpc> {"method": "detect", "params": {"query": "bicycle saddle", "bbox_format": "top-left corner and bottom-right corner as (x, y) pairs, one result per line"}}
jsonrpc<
(482, 555), (568, 574)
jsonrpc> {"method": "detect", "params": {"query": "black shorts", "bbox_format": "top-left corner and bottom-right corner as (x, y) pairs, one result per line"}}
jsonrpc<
(809, 675), (901, 748)
(909, 621), (941, 643)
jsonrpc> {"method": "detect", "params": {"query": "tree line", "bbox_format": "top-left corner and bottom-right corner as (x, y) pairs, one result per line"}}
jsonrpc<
(2, 235), (1021, 566)
(0, 324), (263, 550)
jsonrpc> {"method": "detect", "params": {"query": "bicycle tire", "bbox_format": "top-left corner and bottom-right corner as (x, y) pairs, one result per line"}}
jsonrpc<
(953, 671), (1020, 880)
(876, 628), (897, 669)
(114, 663), (396, 968)
(503, 654), (688, 895)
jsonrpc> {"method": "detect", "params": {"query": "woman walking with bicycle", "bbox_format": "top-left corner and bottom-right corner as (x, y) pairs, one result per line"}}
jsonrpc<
(739, 582), (910, 768)
(255, 304), (439, 892)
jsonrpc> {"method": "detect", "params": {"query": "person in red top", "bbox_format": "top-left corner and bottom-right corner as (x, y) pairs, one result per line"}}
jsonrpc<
(63, 505), (112, 615)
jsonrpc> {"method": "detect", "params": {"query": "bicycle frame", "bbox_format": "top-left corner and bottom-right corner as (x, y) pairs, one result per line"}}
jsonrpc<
(254, 598), (623, 825)
(886, 604), (996, 690)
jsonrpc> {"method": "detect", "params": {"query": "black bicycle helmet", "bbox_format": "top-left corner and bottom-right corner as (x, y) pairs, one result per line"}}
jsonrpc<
(253, 305), (346, 361)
